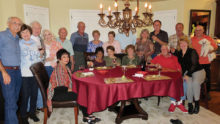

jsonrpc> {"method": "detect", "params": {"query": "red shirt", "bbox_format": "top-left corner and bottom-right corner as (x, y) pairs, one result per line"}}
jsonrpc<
(151, 54), (182, 71)
(191, 35), (218, 64)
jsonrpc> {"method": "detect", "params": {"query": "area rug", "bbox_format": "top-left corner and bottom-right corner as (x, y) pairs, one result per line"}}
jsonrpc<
(29, 97), (220, 124)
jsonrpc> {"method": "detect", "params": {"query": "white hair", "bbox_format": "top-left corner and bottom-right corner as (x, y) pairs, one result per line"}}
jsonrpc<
(42, 29), (56, 41)
(7, 17), (22, 24)
(30, 21), (42, 28)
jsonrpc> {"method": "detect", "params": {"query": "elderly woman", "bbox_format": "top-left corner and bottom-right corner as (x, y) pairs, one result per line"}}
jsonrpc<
(42, 29), (62, 77)
(102, 31), (121, 55)
(135, 29), (154, 63)
(122, 44), (140, 66)
(175, 36), (205, 114)
(87, 30), (103, 52)
(93, 47), (106, 67)
(151, 45), (188, 113)
(18, 24), (44, 123)
(47, 49), (101, 123)
(104, 46), (121, 67)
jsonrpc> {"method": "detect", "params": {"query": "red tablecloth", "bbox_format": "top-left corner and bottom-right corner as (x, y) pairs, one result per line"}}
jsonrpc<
(72, 66), (183, 114)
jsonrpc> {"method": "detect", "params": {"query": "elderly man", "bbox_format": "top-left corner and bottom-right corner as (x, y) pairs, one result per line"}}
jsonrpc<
(57, 27), (75, 72)
(115, 30), (136, 53)
(151, 45), (187, 113)
(70, 22), (89, 71)
(150, 20), (168, 58)
(169, 23), (189, 51)
(30, 21), (44, 48)
(0, 17), (22, 124)
(191, 25), (218, 98)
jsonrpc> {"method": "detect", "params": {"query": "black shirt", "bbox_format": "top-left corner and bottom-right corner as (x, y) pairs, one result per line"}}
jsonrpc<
(174, 48), (203, 77)
(150, 30), (168, 54)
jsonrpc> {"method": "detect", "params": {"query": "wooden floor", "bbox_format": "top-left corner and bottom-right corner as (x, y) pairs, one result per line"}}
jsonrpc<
(200, 91), (220, 115)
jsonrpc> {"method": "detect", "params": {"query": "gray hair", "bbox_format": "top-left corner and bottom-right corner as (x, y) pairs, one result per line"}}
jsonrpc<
(42, 29), (56, 41)
(58, 27), (68, 33)
(30, 21), (42, 28)
(7, 17), (22, 24)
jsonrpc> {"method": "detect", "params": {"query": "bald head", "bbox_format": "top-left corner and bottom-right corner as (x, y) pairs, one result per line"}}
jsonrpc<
(30, 21), (42, 37)
(77, 21), (85, 34)
(7, 17), (22, 36)
(195, 25), (204, 37)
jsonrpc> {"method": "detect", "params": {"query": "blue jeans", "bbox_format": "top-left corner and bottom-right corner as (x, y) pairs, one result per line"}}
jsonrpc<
(0, 69), (22, 124)
(170, 80), (187, 101)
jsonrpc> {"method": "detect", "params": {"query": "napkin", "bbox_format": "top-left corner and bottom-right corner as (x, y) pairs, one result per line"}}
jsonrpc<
(133, 71), (147, 78)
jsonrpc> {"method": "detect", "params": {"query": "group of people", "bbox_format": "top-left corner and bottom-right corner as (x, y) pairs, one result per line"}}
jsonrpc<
(0, 16), (218, 124)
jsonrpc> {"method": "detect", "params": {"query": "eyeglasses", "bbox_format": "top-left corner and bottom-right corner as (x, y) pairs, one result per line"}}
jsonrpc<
(10, 22), (22, 26)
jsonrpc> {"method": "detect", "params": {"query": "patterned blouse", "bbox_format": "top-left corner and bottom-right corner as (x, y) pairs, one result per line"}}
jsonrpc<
(45, 41), (62, 67)
(87, 41), (103, 52)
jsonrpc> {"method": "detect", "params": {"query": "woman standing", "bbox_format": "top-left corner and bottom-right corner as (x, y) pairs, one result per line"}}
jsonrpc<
(175, 36), (205, 114)
(135, 29), (154, 63)
(42, 29), (62, 77)
(87, 30), (103, 53)
(18, 24), (44, 123)
(102, 31), (121, 55)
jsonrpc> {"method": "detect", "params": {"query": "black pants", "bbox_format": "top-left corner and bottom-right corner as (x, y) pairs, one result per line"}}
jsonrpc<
(52, 86), (89, 117)
(20, 77), (38, 118)
(201, 64), (211, 92)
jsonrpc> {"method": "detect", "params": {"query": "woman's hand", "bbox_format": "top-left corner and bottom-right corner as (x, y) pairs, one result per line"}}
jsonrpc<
(68, 88), (72, 92)
(183, 75), (189, 82)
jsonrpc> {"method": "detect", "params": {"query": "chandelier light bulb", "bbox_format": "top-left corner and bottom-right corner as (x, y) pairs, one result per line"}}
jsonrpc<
(145, 3), (148, 8)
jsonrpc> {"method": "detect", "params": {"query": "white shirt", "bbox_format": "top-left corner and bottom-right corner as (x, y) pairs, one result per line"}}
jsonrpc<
(31, 35), (41, 47)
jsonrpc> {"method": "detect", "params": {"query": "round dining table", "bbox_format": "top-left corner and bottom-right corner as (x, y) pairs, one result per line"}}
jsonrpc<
(72, 66), (183, 124)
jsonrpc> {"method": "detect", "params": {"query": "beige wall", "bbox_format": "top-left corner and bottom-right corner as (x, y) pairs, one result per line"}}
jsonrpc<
(0, 0), (216, 38)
(0, 0), (49, 31)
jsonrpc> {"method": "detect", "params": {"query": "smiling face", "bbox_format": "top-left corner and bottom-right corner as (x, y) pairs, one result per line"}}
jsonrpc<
(96, 51), (104, 59)
(43, 30), (53, 41)
(141, 31), (149, 39)
(8, 17), (22, 34)
(179, 40), (188, 50)
(176, 24), (184, 35)
(93, 32), (100, 41)
(127, 48), (134, 56)
(21, 29), (31, 41)
(78, 22), (85, 34)
(107, 49), (115, 57)
(153, 21), (161, 32)
(59, 54), (70, 66)
(59, 28), (67, 40)
(32, 22), (42, 37)
(108, 34), (114, 41)
(161, 45), (169, 56)
(195, 25), (204, 37)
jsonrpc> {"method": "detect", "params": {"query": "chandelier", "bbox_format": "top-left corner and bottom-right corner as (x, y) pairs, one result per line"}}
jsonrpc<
(98, 0), (153, 36)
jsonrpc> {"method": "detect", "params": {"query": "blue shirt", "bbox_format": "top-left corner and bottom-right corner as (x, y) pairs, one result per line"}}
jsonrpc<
(115, 31), (136, 50)
(70, 32), (89, 52)
(0, 28), (20, 66)
(87, 41), (103, 52)
(19, 39), (42, 77)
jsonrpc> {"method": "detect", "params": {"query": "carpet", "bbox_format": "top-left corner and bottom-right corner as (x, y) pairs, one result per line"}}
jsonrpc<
(29, 97), (220, 124)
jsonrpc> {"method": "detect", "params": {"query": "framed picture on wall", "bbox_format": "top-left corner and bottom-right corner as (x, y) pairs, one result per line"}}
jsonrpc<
(189, 9), (211, 36)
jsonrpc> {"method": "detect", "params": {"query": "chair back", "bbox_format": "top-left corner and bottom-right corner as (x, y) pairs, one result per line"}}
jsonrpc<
(84, 52), (96, 67)
(114, 53), (127, 64)
(30, 62), (50, 108)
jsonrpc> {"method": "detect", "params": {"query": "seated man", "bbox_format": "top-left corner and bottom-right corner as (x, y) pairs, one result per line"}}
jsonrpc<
(47, 49), (101, 123)
(151, 45), (187, 113)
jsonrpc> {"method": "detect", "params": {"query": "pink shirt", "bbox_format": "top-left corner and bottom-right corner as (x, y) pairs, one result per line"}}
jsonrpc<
(102, 40), (121, 55)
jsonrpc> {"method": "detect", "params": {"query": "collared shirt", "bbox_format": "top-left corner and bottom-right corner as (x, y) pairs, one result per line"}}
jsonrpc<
(191, 35), (218, 64)
(57, 37), (74, 56)
(102, 40), (121, 55)
(150, 30), (168, 54)
(19, 39), (42, 77)
(168, 33), (188, 49)
(70, 32), (89, 52)
(0, 28), (20, 66)
(115, 32), (136, 50)
(31, 35), (41, 47)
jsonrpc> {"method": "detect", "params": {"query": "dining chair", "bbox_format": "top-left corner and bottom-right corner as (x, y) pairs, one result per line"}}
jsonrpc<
(84, 52), (96, 67)
(30, 62), (78, 124)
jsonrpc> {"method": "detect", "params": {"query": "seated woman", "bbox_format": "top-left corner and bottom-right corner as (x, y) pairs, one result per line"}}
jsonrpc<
(93, 47), (106, 67)
(104, 46), (121, 67)
(122, 44), (140, 66)
(151, 45), (188, 113)
(174, 36), (205, 114)
(47, 49), (101, 123)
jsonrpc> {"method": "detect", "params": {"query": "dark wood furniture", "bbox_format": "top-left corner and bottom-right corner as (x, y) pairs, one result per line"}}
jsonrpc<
(211, 54), (220, 91)
(30, 62), (78, 124)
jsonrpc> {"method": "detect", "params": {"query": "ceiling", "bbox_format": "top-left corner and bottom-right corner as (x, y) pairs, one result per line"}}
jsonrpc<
(115, 0), (168, 2)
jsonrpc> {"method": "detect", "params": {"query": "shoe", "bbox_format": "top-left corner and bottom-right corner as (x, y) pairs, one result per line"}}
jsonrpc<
(29, 114), (40, 122)
(177, 103), (188, 113)
(194, 101), (200, 114)
(168, 103), (176, 113)
(83, 117), (96, 124)
(88, 115), (101, 123)
(21, 117), (29, 124)
(188, 103), (194, 114)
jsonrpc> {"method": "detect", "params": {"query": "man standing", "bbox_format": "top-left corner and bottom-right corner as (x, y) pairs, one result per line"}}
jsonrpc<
(169, 23), (188, 51)
(191, 25), (218, 98)
(115, 30), (136, 53)
(57, 27), (75, 72)
(70, 22), (88, 71)
(0, 17), (22, 124)
(150, 20), (168, 58)
(30, 21), (44, 48)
